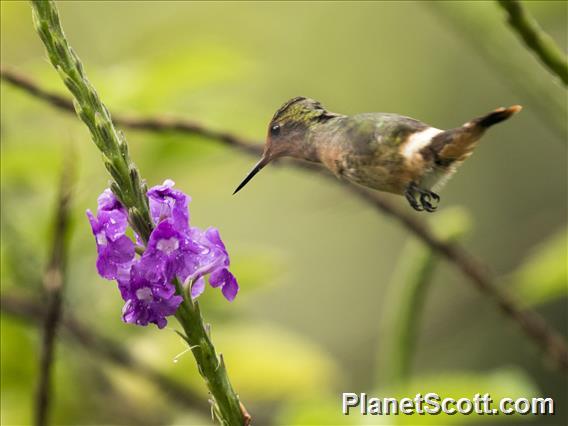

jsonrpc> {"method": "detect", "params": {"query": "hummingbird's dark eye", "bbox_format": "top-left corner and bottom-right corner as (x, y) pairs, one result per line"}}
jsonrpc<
(270, 123), (281, 136)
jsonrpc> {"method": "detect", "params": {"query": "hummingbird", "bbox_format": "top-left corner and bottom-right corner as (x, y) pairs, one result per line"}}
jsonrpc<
(233, 97), (521, 212)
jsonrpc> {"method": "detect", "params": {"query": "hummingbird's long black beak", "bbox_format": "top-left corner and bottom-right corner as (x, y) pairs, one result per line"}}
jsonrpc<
(233, 155), (270, 195)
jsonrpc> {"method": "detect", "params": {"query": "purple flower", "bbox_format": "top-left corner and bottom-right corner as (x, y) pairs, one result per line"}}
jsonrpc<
(210, 268), (239, 302)
(97, 188), (125, 212)
(87, 181), (240, 329)
(141, 219), (236, 302)
(180, 227), (239, 302)
(121, 261), (183, 329)
(86, 190), (135, 280)
(179, 227), (230, 284)
(147, 179), (190, 232)
(138, 221), (199, 283)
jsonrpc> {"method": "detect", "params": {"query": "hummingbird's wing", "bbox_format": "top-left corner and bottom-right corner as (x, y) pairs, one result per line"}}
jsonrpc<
(343, 113), (430, 157)
(320, 113), (433, 194)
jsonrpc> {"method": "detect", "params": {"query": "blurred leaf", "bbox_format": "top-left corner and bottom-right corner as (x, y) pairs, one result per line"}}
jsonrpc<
(214, 323), (340, 401)
(510, 226), (567, 307)
(428, 206), (472, 241)
(101, 363), (199, 425)
(382, 368), (540, 425)
(1, 142), (62, 183)
(132, 321), (341, 402)
(0, 191), (61, 293)
(277, 397), (359, 426)
(229, 248), (284, 293)
(0, 318), (36, 426)
(170, 412), (215, 426)
(277, 368), (539, 426)
(106, 365), (166, 409)
(99, 43), (250, 112)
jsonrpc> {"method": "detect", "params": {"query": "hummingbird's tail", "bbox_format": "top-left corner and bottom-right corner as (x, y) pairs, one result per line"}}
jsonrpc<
(428, 105), (522, 167)
(466, 104), (523, 129)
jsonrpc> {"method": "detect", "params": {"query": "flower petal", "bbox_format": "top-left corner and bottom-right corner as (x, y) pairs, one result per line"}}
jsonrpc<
(191, 276), (206, 299)
(107, 235), (135, 263)
(96, 252), (117, 280)
(221, 271), (239, 302)
(147, 180), (190, 231)
(97, 189), (124, 212)
(209, 268), (226, 288)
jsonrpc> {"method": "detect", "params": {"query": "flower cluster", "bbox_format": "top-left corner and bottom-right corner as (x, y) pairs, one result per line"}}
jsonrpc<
(87, 180), (238, 328)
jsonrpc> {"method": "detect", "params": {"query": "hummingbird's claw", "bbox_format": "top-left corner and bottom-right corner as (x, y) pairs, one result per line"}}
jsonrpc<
(420, 193), (437, 212)
(405, 186), (424, 211)
(405, 183), (440, 213)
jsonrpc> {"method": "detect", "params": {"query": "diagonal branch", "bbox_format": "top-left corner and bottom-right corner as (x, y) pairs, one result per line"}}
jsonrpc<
(0, 66), (262, 156)
(2, 66), (567, 370)
(1, 292), (210, 417)
(497, 0), (568, 86)
(35, 154), (74, 426)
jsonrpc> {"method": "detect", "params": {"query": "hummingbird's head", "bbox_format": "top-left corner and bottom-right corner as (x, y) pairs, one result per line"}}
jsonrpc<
(234, 97), (336, 194)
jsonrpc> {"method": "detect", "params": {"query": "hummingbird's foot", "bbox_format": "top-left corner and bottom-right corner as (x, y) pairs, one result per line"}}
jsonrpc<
(420, 192), (439, 212)
(404, 184), (424, 211)
(405, 183), (440, 212)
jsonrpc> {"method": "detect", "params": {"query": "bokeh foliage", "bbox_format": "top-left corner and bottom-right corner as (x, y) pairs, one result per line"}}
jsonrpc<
(1, 1), (566, 425)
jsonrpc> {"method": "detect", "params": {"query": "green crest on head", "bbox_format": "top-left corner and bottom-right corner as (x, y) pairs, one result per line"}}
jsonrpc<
(271, 97), (337, 126)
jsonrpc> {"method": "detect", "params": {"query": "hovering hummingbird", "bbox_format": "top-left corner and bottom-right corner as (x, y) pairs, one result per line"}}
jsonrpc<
(233, 97), (521, 212)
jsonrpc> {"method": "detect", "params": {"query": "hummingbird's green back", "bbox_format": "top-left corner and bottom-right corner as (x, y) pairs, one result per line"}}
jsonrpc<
(309, 113), (432, 194)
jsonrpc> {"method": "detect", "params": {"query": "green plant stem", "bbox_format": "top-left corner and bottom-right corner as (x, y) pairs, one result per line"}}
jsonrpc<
(174, 280), (250, 426)
(497, 0), (568, 86)
(35, 157), (74, 426)
(384, 209), (471, 385)
(387, 246), (437, 385)
(30, 1), (247, 424)
(30, 0), (152, 242)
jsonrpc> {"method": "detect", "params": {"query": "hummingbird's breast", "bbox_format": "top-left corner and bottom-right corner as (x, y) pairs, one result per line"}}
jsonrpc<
(315, 114), (437, 194)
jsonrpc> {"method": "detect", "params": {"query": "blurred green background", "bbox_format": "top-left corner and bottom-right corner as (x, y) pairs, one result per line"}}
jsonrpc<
(1, 1), (566, 425)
